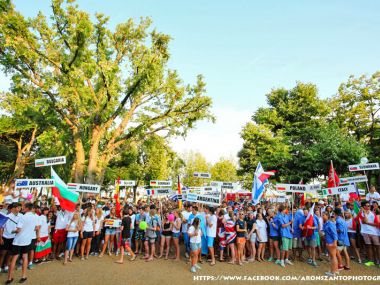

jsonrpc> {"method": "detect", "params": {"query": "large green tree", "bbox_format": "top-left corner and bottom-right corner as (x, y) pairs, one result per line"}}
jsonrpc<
(210, 157), (238, 182)
(181, 151), (211, 187)
(0, 0), (213, 184)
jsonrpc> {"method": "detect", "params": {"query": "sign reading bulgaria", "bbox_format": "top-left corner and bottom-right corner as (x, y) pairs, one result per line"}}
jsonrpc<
(193, 172), (211, 179)
(67, 183), (101, 193)
(322, 185), (356, 196)
(339, 175), (368, 184)
(150, 180), (172, 187)
(349, 163), (379, 172)
(276, 184), (321, 193)
(15, 179), (55, 189)
(35, 156), (66, 167)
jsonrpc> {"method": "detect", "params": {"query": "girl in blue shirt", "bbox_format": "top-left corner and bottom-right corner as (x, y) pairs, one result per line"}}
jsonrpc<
(268, 209), (280, 264)
(322, 212), (338, 276)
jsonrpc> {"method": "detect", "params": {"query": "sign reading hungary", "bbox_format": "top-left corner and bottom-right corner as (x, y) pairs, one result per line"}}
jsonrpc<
(15, 179), (55, 189)
(35, 156), (66, 167)
(67, 183), (101, 194)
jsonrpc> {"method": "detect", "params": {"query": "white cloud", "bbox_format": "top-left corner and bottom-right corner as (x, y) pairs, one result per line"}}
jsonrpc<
(170, 107), (252, 163)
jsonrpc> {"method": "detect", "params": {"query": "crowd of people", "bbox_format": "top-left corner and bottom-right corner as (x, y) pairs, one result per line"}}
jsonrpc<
(0, 183), (379, 284)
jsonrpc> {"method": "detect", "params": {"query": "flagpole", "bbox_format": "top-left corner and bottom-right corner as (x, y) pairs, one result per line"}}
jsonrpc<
(291, 192), (294, 232)
(331, 160), (337, 188)
(363, 170), (370, 193)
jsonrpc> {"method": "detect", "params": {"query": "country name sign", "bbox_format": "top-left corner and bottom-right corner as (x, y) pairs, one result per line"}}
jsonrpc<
(146, 188), (174, 196)
(35, 156), (66, 167)
(322, 185), (356, 196)
(339, 175), (368, 184)
(15, 179), (55, 189)
(210, 181), (236, 190)
(193, 172), (211, 178)
(349, 163), (379, 172)
(276, 184), (321, 193)
(117, 180), (136, 187)
(150, 180), (172, 187)
(184, 193), (221, 206)
(67, 183), (101, 194)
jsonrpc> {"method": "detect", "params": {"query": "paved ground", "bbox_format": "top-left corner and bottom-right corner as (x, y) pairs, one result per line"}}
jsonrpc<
(0, 253), (379, 285)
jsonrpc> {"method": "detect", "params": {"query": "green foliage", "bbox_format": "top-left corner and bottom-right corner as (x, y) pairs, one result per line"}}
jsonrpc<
(210, 157), (238, 182)
(181, 151), (211, 186)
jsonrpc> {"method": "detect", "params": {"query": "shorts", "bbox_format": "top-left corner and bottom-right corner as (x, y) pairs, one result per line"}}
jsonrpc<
(207, 236), (215, 247)
(29, 239), (37, 251)
(172, 232), (180, 239)
(146, 237), (156, 244)
(190, 242), (201, 251)
(337, 245), (346, 252)
(282, 237), (293, 251)
(53, 229), (67, 244)
(348, 232), (356, 240)
(0, 237), (14, 251)
(136, 231), (145, 241)
(105, 228), (116, 235)
(270, 236), (280, 242)
(362, 233), (379, 245)
(315, 233), (321, 247)
(237, 237), (246, 244)
(82, 231), (94, 239)
(11, 244), (30, 256)
(250, 233), (257, 243)
(304, 237), (317, 248)
(292, 237), (303, 249)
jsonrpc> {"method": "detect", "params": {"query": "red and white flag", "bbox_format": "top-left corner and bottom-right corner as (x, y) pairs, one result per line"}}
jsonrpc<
(328, 161), (340, 188)
(302, 203), (315, 237)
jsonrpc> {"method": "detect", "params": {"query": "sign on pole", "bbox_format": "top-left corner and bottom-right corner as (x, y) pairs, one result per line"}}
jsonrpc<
(276, 184), (309, 193)
(195, 194), (221, 206)
(146, 188), (173, 196)
(210, 181), (236, 190)
(322, 185), (356, 196)
(349, 163), (379, 172)
(339, 175), (368, 184)
(150, 180), (172, 187)
(35, 156), (66, 167)
(118, 180), (136, 187)
(193, 172), (211, 179)
(15, 179), (55, 189)
(67, 183), (101, 194)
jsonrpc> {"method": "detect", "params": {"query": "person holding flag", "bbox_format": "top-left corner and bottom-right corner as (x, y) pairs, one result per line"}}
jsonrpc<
(301, 203), (318, 267)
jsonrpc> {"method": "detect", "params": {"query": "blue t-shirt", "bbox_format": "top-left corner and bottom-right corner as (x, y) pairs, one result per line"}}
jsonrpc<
(323, 220), (338, 244)
(336, 216), (350, 247)
(269, 216), (280, 237)
(278, 213), (292, 239)
(293, 215), (305, 238)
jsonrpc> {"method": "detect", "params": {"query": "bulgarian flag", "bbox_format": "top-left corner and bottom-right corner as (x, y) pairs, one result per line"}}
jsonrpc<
(35, 236), (52, 259)
(302, 203), (315, 237)
(51, 167), (79, 212)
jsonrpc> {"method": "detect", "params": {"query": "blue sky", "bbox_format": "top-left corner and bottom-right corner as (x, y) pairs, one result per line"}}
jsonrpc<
(2, 0), (380, 163)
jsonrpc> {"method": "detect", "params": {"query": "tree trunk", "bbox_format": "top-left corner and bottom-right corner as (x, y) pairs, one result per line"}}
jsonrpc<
(133, 185), (138, 203)
(73, 129), (85, 183)
(87, 127), (103, 184)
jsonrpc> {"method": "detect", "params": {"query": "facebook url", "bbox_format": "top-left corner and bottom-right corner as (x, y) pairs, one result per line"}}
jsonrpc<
(193, 275), (380, 282)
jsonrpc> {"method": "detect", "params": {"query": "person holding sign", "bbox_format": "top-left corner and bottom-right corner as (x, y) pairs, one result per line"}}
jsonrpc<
(99, 208), (117, 257)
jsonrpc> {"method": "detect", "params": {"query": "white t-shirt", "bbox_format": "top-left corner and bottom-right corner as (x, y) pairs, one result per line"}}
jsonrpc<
(360, 211), (379, 235)
(206, 214), (217, 238)
(13, 212), (38, 246)
(31, 213), (40, 239)
(366, 192), (380, 205)
(188, 225), (202, 243)
(39, 215), (49, 237)
(94, 216), (103, 231)
(256, 219), (268, 243)
(82, 217), (94, 232)
(181, 210), (191, 233)
(345, 218), (356, 233)
(2, 212), (21, 239)
(55, 211), (70, 230)
(67, 221), (79, 238)
(172, 217), (181, 234)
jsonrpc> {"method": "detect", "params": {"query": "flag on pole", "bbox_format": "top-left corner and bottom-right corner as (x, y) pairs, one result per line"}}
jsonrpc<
(353, 200), (360, 216)
(252, 162), (275, 205)
(302, 203), (315, 237)
(114, 177), (121, 218)
(177, 175), (182, 209)
(51, 167), (79, 212)
(328, 161), (340, 188)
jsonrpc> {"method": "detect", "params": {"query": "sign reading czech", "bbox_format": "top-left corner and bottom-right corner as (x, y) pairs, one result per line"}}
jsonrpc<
(35, 156), (66, 167)
(193, 172), (211, 179)
(349, 163), (379, 172)
(322, 185), (356, 196)
(149, 180), (172, 187)
(67, 183), (101, 194)
(15, 179), (55, 189)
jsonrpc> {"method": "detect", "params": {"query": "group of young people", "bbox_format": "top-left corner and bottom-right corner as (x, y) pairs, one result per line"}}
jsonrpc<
(0, 184), (380, 283)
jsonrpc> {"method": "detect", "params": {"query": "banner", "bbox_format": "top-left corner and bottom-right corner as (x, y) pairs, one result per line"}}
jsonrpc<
(118, 180), (136, 187)
(35, 156), (66, 167)
(150, 180), (172, 187)
(193, 172), (211, 179)
(104, 219), (122, 228)
(15, 179), (55, 189)
(146, 188), (173, 196)
(67, 183), (100, 194)
(339, 175), (368, 184)
(322, 185), (356, 196)
(349, 163), (379, 172)
(210, 181), (236, 190)
(226, 192), (252, 201)
(276, 184), (321, 193)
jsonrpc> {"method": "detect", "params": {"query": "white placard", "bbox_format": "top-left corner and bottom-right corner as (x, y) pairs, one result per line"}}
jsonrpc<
(149, 180), (172, 187)
(210, 181), (236, 190)
(349, 163), (379, 172)
(67, 183), (101, 194)
(201, 186), (218, 193)
(322, 185), (356, 196)
(308, 184), (322, 191)
(276, 184), (309, 193)
(117, 180), (136, 187)
(339, 175), (368, 184)
(193, 172), (211, 179)
(146, 188), (173, 196)
(35, 156), (66, 167)
(15, 179), (55, 189)
(195, 194), (221, 206)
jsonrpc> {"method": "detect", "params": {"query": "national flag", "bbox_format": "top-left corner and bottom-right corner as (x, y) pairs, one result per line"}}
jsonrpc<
(177, 175), (182, 209)
(34, 236), (52, 259)
(16, 180), (28, 187)
(299, 178), (305, 207)
(353, 200), (360, 216)
(35, 161), (45, 167)
(252, 162), (275, 205)
(51, 167), (79, 212)
(115, 178), (121, 218)
(0, 212), (9, 228)
(327, 161), (340, 188)
(302, 203), (315, 237)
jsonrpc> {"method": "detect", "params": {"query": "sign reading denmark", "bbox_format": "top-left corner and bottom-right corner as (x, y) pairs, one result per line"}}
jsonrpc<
(35, 156), (66, 167)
